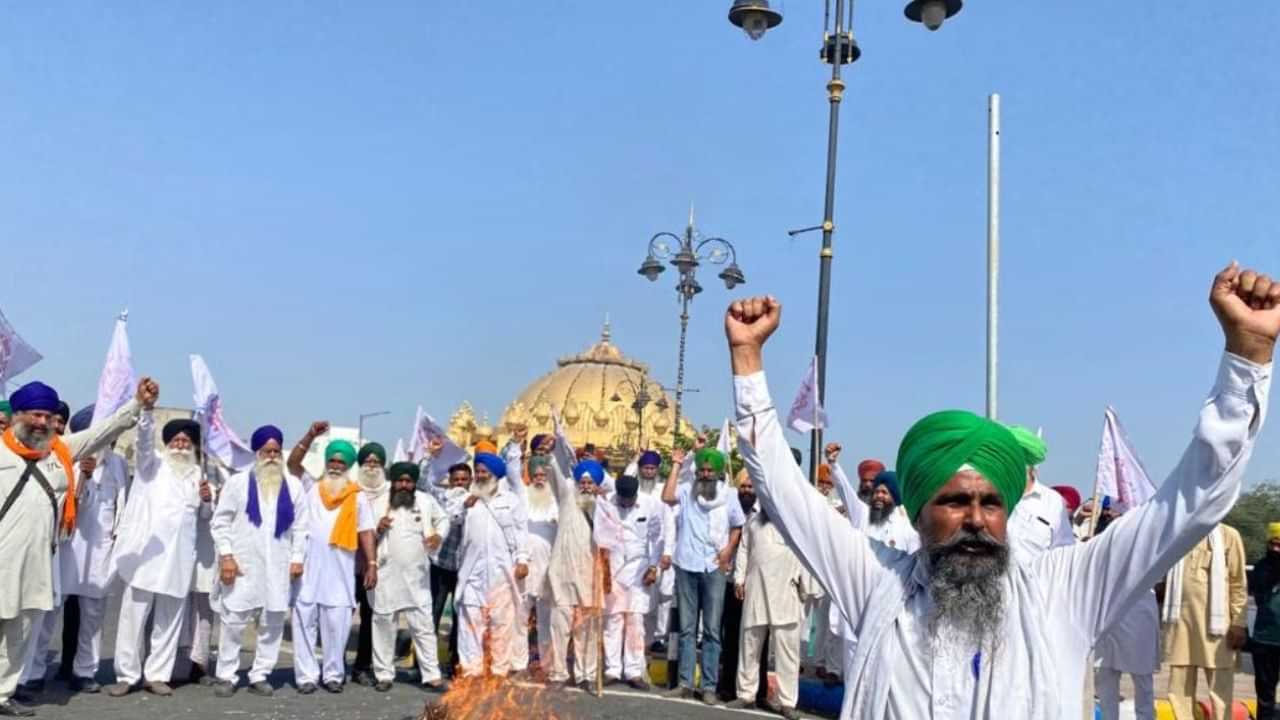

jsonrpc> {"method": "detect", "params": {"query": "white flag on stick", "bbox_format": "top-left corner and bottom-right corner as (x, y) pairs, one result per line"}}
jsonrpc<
(190, 354), (255, 471)
(0, 308), (43, 395)
(392, 438), (408, 464)
(1094, 406), (1158, 513)
(90, 311), (138, 426)
(716, 417), (733, 483)
(413, 406), (468, 467)
(786, 356), (828, 434)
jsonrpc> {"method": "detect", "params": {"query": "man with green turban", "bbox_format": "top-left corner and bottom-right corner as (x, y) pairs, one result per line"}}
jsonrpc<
(1000, 424), (1076, 566)
(661, 438), (745, 705)
(0, 400), (10, 433)
(723, 260), (1278, 720)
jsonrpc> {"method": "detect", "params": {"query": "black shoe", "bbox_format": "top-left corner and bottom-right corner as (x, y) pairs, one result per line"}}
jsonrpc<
(604, 677), (623, 687)
(374, 681), (393, 692)
(213, 682), (236, 698)
(296, 683), (318, 695)
(323, 681), (343, 694)
(648, 641), (666, 654)
(6, 693), (30, 707)
(626, 677), (652, 692)
(20, 681), (42, 695)
(188, 664), (211, 686)
(247, 682), (274, 697)
(353, 670), (376, 688)
(70, 677), (100, 694)
(577, 680), (599, 697)
(0, 700), (35, 718)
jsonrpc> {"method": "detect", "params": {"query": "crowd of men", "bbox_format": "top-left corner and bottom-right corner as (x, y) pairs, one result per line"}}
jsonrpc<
(0, 262), (1277, 720)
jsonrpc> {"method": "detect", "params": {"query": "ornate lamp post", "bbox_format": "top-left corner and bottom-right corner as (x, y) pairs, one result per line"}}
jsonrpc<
(610, 377), (671, 450)
(637, 210), (745, 445)
(729, 0), (963, 481)
(357, 410), (390, 446)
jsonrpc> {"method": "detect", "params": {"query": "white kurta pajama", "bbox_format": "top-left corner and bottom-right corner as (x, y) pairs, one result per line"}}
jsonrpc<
(594, 492), (664, 682)
(734, 353), (1270, 720)
(621, 460), (678, 650)
(1008, 481), (1076, 566)
(293, 474), (376, 686)
(543, 441), (604, 684)
(209, 471), (307, 685)
(522, 487), (558, 670)
(449, 475), (528, 678)
(369, 490), (448, 684)
(734, 512), (808, 709)
(0, 401), (139, 702)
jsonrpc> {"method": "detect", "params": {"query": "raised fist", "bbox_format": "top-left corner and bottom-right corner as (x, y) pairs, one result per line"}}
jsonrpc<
(825, 442), (842, 463)
(1211, 262), (1280, 364)
(136, 378), (160, 410)
(725, 296), (782, 350)
(309, 421), (331, 437)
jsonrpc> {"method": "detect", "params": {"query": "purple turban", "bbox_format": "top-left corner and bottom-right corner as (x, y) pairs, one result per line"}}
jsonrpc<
(530, 434), (550, 452)
(9, 382), (61, 413)
(251, 425), (284, 452)
(638, 450), (662, 468)
(474, 452), (507, 480)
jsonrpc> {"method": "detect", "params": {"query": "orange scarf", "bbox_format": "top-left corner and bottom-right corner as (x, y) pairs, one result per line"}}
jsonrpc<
(318, 479), (360, 551)
(2, 428), (76, 534)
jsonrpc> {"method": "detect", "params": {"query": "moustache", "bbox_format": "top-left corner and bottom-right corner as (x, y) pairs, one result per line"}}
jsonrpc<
(928, 528), (1006, 559)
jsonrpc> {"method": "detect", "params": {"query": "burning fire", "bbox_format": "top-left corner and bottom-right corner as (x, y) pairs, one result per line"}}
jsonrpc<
(421, 674), (560, 720)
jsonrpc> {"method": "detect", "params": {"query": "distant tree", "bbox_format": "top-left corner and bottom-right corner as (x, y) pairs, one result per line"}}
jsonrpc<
(1225, 482), (1280, 562)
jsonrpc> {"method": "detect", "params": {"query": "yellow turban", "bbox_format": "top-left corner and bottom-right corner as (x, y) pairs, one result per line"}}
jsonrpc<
(1268, 522), (1280, 541)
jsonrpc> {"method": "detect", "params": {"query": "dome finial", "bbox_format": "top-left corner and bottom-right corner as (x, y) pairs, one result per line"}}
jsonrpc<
(601, 312), (612, 343)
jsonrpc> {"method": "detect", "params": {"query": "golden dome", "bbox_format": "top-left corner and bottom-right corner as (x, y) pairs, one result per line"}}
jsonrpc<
(493, 319), (693, 453)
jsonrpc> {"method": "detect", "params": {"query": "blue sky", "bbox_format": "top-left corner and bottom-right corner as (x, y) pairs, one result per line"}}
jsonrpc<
(1, 2), (1277, 494)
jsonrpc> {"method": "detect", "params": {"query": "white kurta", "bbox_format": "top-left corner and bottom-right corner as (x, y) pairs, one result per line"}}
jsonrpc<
(59, 451), (130, 599)
(296, 478), (376, 608)
(735, 353), (1270, 720)
(1008, 481), (1076, 565)
(1095, 590), (1160, 674)
(112, 411), (205, 599)
(0, 400), (140, 618)
(190, 465), (226, 594)
(370, 490), (448, 615)
(525, 495), (558, 599)
(734, 513), (806, 628)
(450, 487), (528, 609)
(596, 493), (664, 615)
(209, 471), (307, 614)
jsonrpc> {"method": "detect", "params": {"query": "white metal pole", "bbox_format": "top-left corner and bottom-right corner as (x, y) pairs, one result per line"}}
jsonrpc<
(986, 93), (1001, 420)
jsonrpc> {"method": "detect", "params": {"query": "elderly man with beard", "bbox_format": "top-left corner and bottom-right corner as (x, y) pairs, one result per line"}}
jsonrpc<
(208, 425), (305, 698)
(109, 411), (215, 698)
(369, 462), (447, 692)
(726, 263), (1278, 720)
(516, 450), (557, 677)
(0, 381), (148, 718)
(448, 450), (528, 679)
(829, 445), (919, 553)
(287, 424), (378, 694)
(662, 443), (745, 706)
(351, 442), (389, 687)
(594, 474), (663, 690)
(622, 450), (677, 654)
(175, 435), (226, 688)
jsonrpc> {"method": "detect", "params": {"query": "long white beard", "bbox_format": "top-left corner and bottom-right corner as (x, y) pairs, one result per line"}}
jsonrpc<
(256, 459), (284, 498)
(13, 422), (51, 452)
(528, 482), (555, 514)
(576, 489), (596, 517)
(639, 474), (658, 494)
(358, 466), (387, 493)
(324, 469), (349, 494)
(471, 477), (497, 498)
(166, 448), (196, 472)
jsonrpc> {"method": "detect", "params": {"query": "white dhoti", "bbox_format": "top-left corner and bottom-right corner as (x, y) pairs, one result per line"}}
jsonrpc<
(603, 611), (646, 681)
(0, 611), (38, 702)
(215, 609), (286, 685)
(372, 607), (440, 684)
(113, 587), (187, 685)
(547, 605), (598, 683)
(457, 595), (515, 678)
(292, 601), (351, 686)
(739, 622), (801, 709)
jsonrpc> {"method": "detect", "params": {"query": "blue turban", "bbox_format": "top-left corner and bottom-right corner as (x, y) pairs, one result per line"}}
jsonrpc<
(69, 405), (95, 433)
(873, 470), (902, 506)
(530, 434), (550, 452)
(251, 425), (284, 452)
(474, 452), (507, 480)
(9, 382), (60, 413)
(573, 459), (605, 486)
(638, 451), (662, 468)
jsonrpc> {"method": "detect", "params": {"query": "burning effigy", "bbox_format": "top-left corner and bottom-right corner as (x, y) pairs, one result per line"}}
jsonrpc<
(420, 675), (561, 720)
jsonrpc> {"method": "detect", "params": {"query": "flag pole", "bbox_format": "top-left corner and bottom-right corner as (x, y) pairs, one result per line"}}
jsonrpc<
(1087, 410), (1107, 539)
(986, 93), (1001, 420)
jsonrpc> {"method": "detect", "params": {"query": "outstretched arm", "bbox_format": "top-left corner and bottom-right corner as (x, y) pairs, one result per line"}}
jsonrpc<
(288, 421), (329, 482)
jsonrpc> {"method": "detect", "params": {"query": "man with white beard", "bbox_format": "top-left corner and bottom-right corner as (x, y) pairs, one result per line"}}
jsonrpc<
(622, 450), (676, 653)
(725, 268), (1278, 720)
(351, 442), (389, 688)
(516, 446), (557, 677)
(448, 450), (528, 679)
(0, 381), (150, 718)
(369, 462), (448, 691)
(208, 425), (305, 698)
(595, 474), (663, 690)
(56, 406), (131, 694)
(287, 424), (378, 694)
(109, 413), (212, 698)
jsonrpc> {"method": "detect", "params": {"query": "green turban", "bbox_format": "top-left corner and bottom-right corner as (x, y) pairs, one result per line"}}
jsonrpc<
(896, 410), (1027, 522)
(0, 401), (9, 418)
(527, 455), (551, 474)
(357, 442), (386, 467)
(1005, 425), (1047, 467)
(695, 448), (726, 474)
(325, 439), (358, 468)
(388, 461), (420, 484)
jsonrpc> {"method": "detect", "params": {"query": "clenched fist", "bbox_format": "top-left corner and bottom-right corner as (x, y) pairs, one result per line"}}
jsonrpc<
(136, 378), (160, 410)
(1211, 262), (1280, 364)
(725, 296), (782, 375)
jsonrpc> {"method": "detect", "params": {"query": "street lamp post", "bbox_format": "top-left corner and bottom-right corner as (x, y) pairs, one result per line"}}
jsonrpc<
(357, 410), (391, 446)
(637, 210), (745, 446)
(611, 377), (671, 450)
(730, 0), (963, 482)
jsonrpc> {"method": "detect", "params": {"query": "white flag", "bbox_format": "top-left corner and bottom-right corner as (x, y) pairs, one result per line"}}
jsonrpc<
(407, 406), (426, 461)
(0, 308), (43, 394)
(786, 356), (828, 434)
(392, 438), (408, 464)
(716, 417), (733, 483)
(190, 354), (255, 470)
(413, 407), (468, 468)
(1094, 407), (1158, 513)
(90, 312), (138, 427)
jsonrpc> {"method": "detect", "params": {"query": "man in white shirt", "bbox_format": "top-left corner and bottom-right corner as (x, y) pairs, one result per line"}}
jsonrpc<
(723, 262), (1278, 720)
(209, 425), (306, 698)
(595, 474), (663, 690)
(369, 462), (447, 691)
(626, 450), (676, 654)
(109, 413), (209, 698)
(1004, 426), (1075, 565)
(286, 424), (378, 694)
